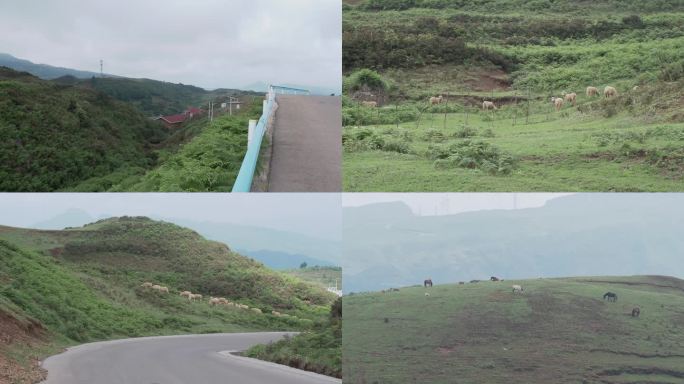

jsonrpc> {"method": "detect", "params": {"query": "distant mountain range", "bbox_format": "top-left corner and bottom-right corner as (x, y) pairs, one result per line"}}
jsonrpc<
(344, 194), (684, 293)
(237, 249), (336, 270)
(0, 52), (115, 79)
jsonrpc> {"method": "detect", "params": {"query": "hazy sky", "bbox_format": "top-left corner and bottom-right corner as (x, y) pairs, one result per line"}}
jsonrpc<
(0, 0), (341, 90)
(342, 193), (574, 216)
(0, 193), (341, 240)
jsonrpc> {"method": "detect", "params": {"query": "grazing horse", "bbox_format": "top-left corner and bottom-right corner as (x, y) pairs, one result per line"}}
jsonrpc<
(490, 276), (500, 282)
(632, 307), (640, 317)
(603, 292), (618, 302)
(424, 279), (433, 288)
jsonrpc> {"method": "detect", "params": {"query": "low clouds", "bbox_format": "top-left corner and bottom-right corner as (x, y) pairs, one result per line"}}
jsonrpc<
(0, 0), (341, 90)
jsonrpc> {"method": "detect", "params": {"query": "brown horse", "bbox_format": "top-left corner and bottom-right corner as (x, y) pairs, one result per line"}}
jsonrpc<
(632, 307), (641, 317)
(424, 279), (433, 288)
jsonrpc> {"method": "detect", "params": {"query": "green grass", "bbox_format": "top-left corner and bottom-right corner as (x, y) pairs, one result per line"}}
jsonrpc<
(343, 275), (684, 383)
(284, 267), (343, 290)
(344, 82), (684, 191)
(245, 298), (342, 378)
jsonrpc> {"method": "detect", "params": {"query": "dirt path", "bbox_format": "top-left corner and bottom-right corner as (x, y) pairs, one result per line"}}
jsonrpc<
(268, 95), (341, 192)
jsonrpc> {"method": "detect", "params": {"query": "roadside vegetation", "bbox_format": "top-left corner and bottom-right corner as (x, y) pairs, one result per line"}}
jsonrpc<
(343, 276), (684, 383)
(0, 217), (336, 382)
(342, 0), (684, 191)
(246, 297), (342, 378)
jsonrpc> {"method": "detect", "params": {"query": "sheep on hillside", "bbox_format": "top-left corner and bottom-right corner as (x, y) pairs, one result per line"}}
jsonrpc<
(141, 282), (154, 288)
(604, 86), (618, 98)
(209, 297), (221, 306)
(482, 101), (497, 110)
(586, 86), (599, 97)
(563, 92), (577, 106)
(361, 101), (377, 108)
(551, 97), (564, 111)
(430, 95), (444, 105)
(180, 291), (192, 299)
(512, 284), (524, 294)
(251, 308), (263, 314)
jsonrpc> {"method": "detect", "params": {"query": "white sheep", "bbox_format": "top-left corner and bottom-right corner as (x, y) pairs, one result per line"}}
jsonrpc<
(482, 101), (497, 110)
(586, 86), (599, 97)
(209, 297), (221, 306)
(272, 311), (282, 317)
(512, 285), (524, 294)
(604, 86), (618, 98)
(551, 97), (564, 111)
(563, 92), (577, 106)
(361, 101), (377, 108)
(141, 282), (154, 288)
(425, 292), (430, 297)
(430, 95), (443, 105)
(632, 85), (639, 91)
(180, 291), (192, 299)
(251, 308), (263, 314)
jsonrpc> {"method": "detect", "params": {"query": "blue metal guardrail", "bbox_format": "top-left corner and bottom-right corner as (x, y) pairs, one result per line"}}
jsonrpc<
(231, 85), (310, 192)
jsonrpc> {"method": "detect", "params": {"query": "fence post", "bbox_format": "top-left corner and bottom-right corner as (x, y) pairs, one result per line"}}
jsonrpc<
(248, 120), (257, 147)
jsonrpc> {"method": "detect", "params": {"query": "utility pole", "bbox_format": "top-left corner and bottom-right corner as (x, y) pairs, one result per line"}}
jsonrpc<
(100, 59), (103, 77)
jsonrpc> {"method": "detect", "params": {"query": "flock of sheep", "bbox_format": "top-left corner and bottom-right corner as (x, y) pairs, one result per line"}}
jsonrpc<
(139, 282), (287, 318)
(360, 84), (630, 113)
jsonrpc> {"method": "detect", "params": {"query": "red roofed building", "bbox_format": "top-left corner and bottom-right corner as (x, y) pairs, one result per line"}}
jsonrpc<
(155, 107), (204, 128)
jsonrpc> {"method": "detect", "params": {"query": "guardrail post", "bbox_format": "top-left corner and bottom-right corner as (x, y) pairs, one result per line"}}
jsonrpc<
(247, 120), (256, 147)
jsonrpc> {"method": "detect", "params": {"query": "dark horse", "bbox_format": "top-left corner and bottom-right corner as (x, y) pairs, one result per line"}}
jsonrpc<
(424, 279), (433, 288)
(603, 292), (618, 302)
(490, 276), (500, 282)
(632, 307), (641, 317)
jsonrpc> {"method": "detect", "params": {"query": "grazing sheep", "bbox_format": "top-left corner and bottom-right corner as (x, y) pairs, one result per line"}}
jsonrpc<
(563, 92), (577, 106)
(361, 101), (377, 108)
(189, 293), (202, 301)
(159, 286), (169, 293)
(141, 282), (154, 288)
(482, 101), (497, 110)
(512, 284), (524, 294)
(180, 291), (192, 299)
(586, 86), (599, 97)
(251, 308), (263, 314)
(425, 292), (430, 297)
(193, 294), (203, 300)
(430, 95), (443, 105)
(272, 311), (282, 317)
(551, 97), (564, 111)
(604, 86), (618, 98)
(209, 297), (221, 306)
(632, 86), (639, 91)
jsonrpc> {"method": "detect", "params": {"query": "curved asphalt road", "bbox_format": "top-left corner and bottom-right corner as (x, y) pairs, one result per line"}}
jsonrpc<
(268, 95), (341, 192)
(40, 332), (340, 384)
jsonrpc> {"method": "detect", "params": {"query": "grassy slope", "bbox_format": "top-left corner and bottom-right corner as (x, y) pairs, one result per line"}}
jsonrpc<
(246, 297), (342, 378)
(0, 217), (336, 381)
(0, 68), (169, 192)
(342, 1), (684, 191)
(343, 276), (684, 384)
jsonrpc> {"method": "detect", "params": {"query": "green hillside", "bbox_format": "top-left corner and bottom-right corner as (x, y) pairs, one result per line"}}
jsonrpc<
(0, 67), (263, 192)
(0, 217), (336, 382)
(342, 0), (684, 191)
(285, 266), (343, 289)
(0, 67), (169, 192)
(343, 276), (684, 383)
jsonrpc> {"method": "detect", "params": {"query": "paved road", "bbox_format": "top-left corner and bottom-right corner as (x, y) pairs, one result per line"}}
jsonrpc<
(268, 95), (341, 192)
(40, 332), (340, 384)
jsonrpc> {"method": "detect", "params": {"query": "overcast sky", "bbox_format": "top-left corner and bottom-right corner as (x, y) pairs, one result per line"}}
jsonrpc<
(0, 0), (341, 90)
(0, 193), (341, 241)
(342, 193), (574, 216)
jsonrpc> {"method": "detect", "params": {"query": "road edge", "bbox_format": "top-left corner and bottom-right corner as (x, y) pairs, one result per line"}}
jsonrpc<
(218, 351), (342, 383)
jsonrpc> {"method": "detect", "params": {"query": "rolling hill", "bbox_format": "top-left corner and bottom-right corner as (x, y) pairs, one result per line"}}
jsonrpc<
(343, 275), (684, 383)
(343, 194), (684, 293)
(0, 52), (109, 80)
(0, 217), (336, 382)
